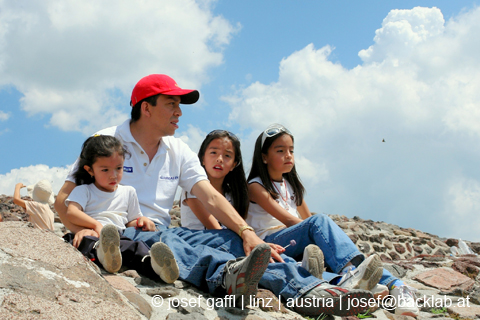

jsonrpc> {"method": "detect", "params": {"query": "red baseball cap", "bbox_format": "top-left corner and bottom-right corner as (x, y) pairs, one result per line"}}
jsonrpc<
(130, 74), (200, 106)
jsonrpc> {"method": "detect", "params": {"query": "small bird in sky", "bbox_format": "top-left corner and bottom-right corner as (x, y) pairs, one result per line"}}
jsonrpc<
(382, 139), (385, 142)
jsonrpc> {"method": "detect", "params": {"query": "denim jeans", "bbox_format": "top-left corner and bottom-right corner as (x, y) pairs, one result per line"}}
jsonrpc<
(263, 214), (397, 286)
(123, 226), (328, 299)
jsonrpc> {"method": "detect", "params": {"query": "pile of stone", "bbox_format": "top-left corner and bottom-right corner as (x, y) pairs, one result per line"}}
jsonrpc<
(2, 194), (480, 319)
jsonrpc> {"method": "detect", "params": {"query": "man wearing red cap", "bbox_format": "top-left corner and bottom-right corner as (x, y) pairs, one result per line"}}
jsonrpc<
(55, 74), (274, 306)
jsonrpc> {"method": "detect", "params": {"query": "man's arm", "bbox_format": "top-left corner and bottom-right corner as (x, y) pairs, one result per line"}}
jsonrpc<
(184, 197), (223, 230)
(13, 183), (27, 210)
(54, 181), (92, 233)
(191, 180), (283, 262)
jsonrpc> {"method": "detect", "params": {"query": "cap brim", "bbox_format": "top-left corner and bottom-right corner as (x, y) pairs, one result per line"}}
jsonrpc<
(180, 90), (200, 104)
(161, 89), (199, 104)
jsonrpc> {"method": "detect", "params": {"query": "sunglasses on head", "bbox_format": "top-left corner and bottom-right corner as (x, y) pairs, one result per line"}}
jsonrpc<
(261, 124), (292, 148)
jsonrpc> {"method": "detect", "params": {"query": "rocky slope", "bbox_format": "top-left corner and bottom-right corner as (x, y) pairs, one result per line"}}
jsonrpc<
(1, 194), (480, 320)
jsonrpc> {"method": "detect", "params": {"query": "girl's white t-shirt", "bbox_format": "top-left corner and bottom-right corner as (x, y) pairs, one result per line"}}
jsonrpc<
(180, 188), (230, 230)
(65, 184), (143, 230)
(246, 177), (300, 239)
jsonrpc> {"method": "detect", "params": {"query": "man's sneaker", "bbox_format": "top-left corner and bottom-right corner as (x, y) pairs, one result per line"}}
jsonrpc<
(223, 243), (271, 305)
(337, 254), (382, 291)
(293, 283), (373, 317)
(391, 285), (419, 317)
(150, 242), (180, 284)
(301, 244), (324, 279)
(95, 224), (122, 273)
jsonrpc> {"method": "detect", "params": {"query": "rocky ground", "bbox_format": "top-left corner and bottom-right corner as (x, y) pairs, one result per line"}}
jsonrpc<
(1, 194), (480, 320)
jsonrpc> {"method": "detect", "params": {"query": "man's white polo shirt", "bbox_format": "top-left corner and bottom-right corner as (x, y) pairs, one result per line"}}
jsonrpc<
(66, 119), (208, 226)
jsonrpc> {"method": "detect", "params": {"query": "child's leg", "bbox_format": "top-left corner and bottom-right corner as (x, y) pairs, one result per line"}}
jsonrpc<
(119, 237), (179, 283)
(118, 236), (157, 278)
(96, 225), (122, 273)
(63, 232), (98, 261)
(264, 214), (363, 273)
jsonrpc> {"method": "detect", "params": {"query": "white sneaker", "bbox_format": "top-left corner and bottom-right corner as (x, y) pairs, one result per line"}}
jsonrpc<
(301, 244), (324, 279)
(371, 284), (389, 300)
(391, 285), (419, 317)
(337, 254), (382, 291)
(95, 224), (122, 273)
(149, 242), (180, 284)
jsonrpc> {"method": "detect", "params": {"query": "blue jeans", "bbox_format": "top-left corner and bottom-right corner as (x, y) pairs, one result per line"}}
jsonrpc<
(263, 214), (397, 286)
(123, 226), (329, 299)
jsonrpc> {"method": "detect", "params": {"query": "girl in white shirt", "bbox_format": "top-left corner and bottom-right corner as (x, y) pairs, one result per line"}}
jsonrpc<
(64, 135), (179, 283)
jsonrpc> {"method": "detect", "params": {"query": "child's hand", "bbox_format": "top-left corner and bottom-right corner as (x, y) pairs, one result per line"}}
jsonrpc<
(136, 217), (156, 231)
(73, 229), (99, 248)
(93, 223), (103, 237)
(15, 183), (26, 189)
(267, 243), (285, 254)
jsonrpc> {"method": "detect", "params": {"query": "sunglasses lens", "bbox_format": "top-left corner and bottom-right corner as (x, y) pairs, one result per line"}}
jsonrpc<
(265, 128), (281, 137)
(261, 124), (292, 148)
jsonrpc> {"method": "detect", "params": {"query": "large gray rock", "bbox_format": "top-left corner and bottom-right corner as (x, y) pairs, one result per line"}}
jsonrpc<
(0, 222), (144, 319)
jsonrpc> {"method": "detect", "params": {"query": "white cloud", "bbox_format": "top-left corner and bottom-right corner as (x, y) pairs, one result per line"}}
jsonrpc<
(0, 0), (238, 134)
(224, 7), (480, 240)
(0, 110), (10, 121)
(177, 124), (208, 155)
(0, 165), (71, 196)
(358, 7), (445, 64)
(442, 177), (480, 241)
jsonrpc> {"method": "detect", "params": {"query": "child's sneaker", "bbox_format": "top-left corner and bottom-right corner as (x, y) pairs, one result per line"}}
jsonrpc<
(95, 224), (122, 273)
(149, 242), (180, 284)
(369, 284), (389, 312)
(294, 283), (374, 317)
(301, 244), (324, 279)
(371, 284), (389, 300)
(337, 254), (382, 291)
(390, 285), (419, 317)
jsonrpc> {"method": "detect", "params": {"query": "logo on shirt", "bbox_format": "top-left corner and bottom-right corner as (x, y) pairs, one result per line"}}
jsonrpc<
(159, 176), (179, 180)
(124, 166), (133, 173)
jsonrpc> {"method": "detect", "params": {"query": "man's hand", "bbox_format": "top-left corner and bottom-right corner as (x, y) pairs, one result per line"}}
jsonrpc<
(72, 229), (99, 248)
(241, 230), (284, 263)
(136, 217), (156, 231)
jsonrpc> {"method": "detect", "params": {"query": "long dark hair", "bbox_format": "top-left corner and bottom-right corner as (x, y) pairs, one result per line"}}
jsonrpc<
(74, 135), (130, 185)
(198, 130), (249, 218)
(247, 128), (305, 206)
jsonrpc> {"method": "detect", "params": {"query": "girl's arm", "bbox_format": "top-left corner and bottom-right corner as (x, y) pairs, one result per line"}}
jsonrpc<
(248, 182), (303, 227)
(297, 199), (312, 220)
(66, 202), (103, 235)
(13, 183), (27, 210)
(184, 197), (223, 230)
(55, 181), (89, 234)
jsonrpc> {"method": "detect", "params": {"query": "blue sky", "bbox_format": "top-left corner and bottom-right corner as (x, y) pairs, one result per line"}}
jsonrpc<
(1, 0), (480, 242)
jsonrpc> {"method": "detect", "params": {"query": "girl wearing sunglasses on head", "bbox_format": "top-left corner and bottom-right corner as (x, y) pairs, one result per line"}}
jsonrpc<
(246, 124), (419, 317)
